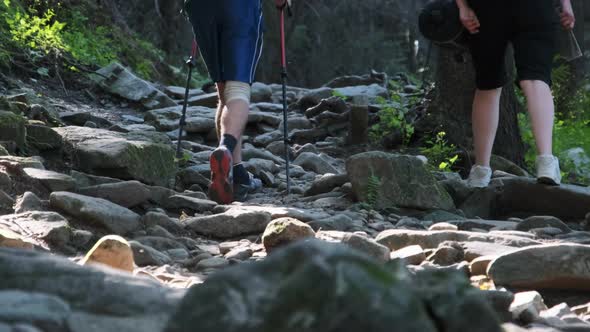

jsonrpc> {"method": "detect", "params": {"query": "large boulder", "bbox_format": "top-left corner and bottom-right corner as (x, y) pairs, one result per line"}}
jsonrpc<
(493, 177), (590, 220)
(164, 240), (502, 332)
(0, 111), (26, 151)
(93, 62), (176, 110)
(346, 152), (454, 210)
(0, 248), (184, 331)
(54, 126), (175, 186)
(487, 244), (590, 290)
(49, 192), (141, 235)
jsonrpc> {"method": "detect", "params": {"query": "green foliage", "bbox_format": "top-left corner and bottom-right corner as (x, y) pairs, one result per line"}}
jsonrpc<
(61, 12), (119, 66)
(0, 0), (174, 81)
(420, 131), (458, 172)
(370, 80), (417, 147)
(551, 60), (590, 121)
(4, 5), (66, 53)
(332, 90), (347, 101)
(364, 173), (381, 210)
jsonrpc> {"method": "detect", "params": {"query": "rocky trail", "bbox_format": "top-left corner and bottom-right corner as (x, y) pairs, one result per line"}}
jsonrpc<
(1, 64), (590, 332)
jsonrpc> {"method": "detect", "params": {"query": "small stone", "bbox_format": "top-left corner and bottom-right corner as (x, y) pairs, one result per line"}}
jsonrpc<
(219, 241), (241, 255)
(429, 222), (459, 231)
(0, 171), (11, 190)
(509, 291), (547, 323)
(390, 245), (426, 265)
(0, 190), (14, 210)
(0, 211), (70, 249)
(428, 243), (464, 266)
(165, 248), (190, 261)
(49, 192), (141, 235)
(225, 247), (253, 261)
(541, 303), (573, 320)
(262, 217), (316, 252)
(130, 241), (172, 267)
(186, 208), (272, 239)
(0, 228), (34, 249)
(81, 235), (135, 272)
(14, 192), (45, 214)
(469, 255), (496, 276)
(516, 216), (571, 233)
(164, 195), (217, 213)
(316, 231), (390, 263)
(146, 225), (175, 239)
(141, 212), (183, 234)
(293, 152), (339, 175)
(196, 257), (229, 270)
(395, 217), (427, 230)
(23, 168), (76, 192)
(71, 230), (93, 249)
(77, 181), (151, 208)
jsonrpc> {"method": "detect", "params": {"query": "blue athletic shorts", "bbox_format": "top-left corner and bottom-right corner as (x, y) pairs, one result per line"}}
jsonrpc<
(185, 0), (264, 84)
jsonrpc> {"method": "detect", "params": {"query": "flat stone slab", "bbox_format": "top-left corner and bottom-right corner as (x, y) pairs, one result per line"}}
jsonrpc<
(488, 244), (590, 290)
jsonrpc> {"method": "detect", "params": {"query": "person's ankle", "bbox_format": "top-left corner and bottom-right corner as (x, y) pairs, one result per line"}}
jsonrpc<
(219, 134), (238, 154)
(473, 163), (491, 169)
(233, 163), (250, 185)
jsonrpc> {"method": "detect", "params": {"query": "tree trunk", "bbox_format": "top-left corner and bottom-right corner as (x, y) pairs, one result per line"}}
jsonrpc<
(422, 46), (525, 168)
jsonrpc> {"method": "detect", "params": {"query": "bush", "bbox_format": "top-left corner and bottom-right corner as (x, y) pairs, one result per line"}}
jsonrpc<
(370, 80), (418, 147)
(0, 0), (188, 82)
(420, 131), (459, 172)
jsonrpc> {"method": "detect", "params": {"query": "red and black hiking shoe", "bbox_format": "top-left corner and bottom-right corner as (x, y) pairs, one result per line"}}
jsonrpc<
(208, 147), (234, 204)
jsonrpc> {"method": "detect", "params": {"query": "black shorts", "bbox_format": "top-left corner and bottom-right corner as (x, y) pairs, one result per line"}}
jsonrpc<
(467, 0), (559, 90)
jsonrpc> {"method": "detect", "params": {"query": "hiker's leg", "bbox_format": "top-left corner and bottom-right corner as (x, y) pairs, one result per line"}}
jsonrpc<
(520, 80), (554, 155)
(467, 1), (510, 168)
(215, 82), (225, 141)
(512, 0), (558, 157)
(218, 0), (263, 168)
(472, 88), (502, 167)
(219, 81), (250, 164)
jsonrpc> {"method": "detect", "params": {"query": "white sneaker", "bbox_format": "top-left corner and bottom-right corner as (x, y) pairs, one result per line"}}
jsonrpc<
(467, 165), (492, 188)
(536, 155), (561, 185)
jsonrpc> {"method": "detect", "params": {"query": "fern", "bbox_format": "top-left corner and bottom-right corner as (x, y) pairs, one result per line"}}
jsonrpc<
(365, 173), (381, 209)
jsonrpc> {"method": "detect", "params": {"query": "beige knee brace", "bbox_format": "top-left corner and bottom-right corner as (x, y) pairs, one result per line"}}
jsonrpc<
(223, 81), (251, 104)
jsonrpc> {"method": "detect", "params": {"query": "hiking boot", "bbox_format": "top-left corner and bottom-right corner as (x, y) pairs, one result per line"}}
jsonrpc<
(536, 155), (561, 185)
(467, 165), (492, 188)
(208, 147), (234, 204)
(234, 172), (263, 202)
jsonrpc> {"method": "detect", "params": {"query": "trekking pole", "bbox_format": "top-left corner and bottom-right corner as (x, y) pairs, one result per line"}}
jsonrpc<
(277, 0), (292, 194)
(176, 39), (198, 160)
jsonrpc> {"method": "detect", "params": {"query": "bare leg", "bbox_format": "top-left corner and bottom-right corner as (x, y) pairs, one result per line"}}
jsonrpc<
(215, 82), (249, 165)
(215, 82), (225, 141)
(472, 88), (502, 167)
(520, 80), (554, 156)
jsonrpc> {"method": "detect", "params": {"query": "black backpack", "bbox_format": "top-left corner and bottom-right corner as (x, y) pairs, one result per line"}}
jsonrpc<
(418, 0), (467, 48)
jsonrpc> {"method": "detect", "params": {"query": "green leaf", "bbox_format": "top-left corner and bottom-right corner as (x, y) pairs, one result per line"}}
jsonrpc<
(36, 67), (49, 76)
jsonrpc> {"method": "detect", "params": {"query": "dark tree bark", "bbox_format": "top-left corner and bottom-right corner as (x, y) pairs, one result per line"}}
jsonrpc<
(422, 46), (525, 167)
